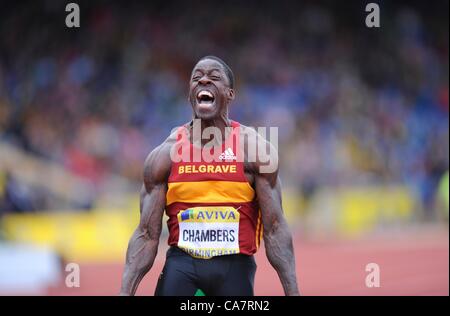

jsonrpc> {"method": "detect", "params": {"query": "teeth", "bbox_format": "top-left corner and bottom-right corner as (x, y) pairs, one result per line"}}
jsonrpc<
(197, 90), (213, 98)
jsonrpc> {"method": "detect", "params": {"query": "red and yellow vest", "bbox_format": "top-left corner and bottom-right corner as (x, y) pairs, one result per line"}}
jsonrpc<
(165, 120), (262, 259)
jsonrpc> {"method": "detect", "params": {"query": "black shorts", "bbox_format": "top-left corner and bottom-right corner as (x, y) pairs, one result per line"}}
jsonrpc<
(155, 246), (257, 296)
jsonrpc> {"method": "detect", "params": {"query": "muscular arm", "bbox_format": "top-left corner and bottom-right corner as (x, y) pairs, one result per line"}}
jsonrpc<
(255, 173), (300, 296)
(120, 145), (170, 296)
(248, 127), (300, 296)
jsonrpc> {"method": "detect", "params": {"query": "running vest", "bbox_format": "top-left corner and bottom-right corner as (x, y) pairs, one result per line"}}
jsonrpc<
(166, 120), (262, 259)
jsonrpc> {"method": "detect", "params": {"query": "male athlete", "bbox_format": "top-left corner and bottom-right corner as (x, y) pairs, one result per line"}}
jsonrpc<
(119, 56), (300, 296)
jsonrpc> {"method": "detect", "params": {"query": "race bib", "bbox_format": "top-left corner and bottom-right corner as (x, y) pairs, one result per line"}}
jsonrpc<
(177, 206), (240, 259)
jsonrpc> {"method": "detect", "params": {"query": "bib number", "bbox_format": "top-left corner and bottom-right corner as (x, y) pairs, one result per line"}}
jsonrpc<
(177, 206), (240, 259)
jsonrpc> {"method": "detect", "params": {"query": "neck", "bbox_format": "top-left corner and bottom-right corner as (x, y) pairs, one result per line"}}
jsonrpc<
(190, 112), (231, 147)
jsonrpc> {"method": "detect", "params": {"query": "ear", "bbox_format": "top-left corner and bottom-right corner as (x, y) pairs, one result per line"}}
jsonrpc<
(227, 88), (235, 101)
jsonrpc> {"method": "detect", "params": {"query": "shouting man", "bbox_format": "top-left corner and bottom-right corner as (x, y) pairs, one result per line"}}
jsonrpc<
(120, 56), (300, 296)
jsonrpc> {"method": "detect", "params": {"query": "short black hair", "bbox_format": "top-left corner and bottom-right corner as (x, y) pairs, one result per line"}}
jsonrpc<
(198, 55), (234, 89)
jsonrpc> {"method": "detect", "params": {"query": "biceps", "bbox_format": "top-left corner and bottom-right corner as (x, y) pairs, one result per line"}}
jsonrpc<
(138, 184), (166, 240)
(256, 176), (284, 231)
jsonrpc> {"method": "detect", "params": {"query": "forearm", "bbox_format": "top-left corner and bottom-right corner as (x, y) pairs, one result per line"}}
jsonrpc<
(264, 221), (299, 296)
(120, 228), (159, 295)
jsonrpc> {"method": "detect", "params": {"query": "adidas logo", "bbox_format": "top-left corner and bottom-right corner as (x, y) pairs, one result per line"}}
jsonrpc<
(219, 148), (237, 161)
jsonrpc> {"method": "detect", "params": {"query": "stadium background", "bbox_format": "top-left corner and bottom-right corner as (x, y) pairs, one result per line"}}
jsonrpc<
(0, 0), (448, 295)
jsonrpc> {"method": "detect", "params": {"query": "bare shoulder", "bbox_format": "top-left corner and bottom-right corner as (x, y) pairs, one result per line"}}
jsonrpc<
(143, 129), (178, 187)
(239, 124), (277, 153)
(239, 124), (279, 183)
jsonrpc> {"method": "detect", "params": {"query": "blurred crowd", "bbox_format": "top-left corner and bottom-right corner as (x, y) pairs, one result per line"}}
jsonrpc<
(0, 1), (448, 216)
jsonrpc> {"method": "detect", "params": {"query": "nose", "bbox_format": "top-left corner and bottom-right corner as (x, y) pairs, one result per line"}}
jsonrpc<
(198, 75), (211, 85)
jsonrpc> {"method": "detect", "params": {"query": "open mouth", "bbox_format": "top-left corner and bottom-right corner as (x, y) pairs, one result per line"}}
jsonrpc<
(196, 90), (215, 108)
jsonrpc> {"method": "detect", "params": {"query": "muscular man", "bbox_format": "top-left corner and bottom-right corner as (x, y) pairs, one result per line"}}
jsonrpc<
(119, 56), (299, 296)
